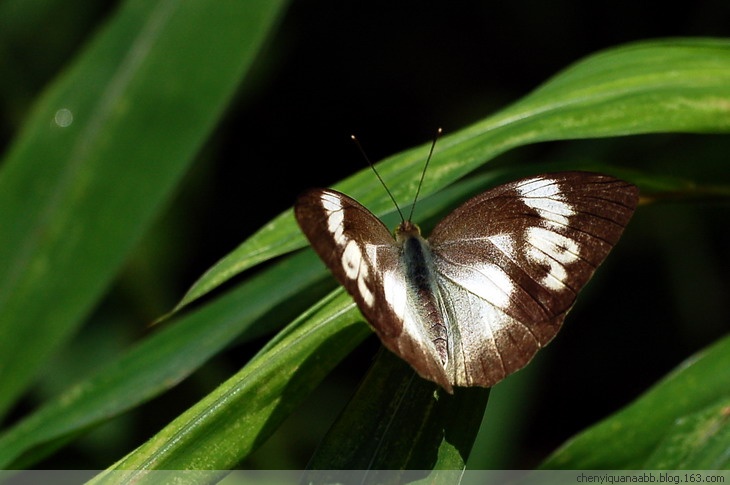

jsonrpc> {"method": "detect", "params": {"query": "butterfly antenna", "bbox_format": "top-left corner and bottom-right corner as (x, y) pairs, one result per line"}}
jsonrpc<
(407, 127), (442, 222)
(351, 134), (406, 222)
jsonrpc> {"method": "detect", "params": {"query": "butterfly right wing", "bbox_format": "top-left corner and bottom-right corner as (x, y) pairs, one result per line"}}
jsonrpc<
(295, 189), (451, 389)
(428, 172), (639, 388)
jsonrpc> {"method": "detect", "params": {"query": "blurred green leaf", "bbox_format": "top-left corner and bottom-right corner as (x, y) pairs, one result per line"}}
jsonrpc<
(176, 38), (730, 311)
(540, 333), (730, 469)
(0, 0), (109, 118)
(0, 0), (288, 418)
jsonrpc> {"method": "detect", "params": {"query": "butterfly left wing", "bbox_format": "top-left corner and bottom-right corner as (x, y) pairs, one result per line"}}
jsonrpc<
(428, 172), (639, 388)
(295, 188), (452, 389)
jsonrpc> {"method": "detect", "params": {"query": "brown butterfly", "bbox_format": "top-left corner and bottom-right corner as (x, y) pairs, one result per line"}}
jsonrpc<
(295, 170), (638, 393)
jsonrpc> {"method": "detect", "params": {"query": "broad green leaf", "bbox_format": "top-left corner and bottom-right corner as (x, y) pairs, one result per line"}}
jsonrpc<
(0, 0), (288, 418)
(643, 397), (730, 469)
(176, 38), (730, 311)
(0, 250), (325, 469)
(0, 0), (109, 115)
(304, 349), (490, 476)
(540, 333), (730, 469)
(89, 291), (371, 479)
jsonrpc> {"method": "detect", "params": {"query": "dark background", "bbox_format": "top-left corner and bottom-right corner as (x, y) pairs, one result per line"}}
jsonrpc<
(1, 0), (728, 469)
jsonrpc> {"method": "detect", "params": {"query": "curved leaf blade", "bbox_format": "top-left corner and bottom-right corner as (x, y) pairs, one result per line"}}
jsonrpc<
(176, 38), (730, 311)
(305, 349), (490, 477)
(540, 333), (730, 469)
(89, 291), (371, 477)
(643, 397), (730, 469)
(0, 250), (323, 469)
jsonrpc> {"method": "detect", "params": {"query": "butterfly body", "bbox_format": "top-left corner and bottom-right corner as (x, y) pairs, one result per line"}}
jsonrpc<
(295, 172), (638, 392)
(396, 223), (450, 370)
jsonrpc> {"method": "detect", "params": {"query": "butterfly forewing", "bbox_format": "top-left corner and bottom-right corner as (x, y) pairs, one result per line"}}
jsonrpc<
(294, 189), (393, 312)
(295, 172), (638, 392)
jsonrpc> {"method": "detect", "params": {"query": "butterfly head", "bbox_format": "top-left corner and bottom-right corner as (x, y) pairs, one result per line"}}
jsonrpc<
(394, 220), (422, 242)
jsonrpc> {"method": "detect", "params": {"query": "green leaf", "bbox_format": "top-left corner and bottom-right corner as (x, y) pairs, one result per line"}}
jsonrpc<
(0, 250), (325, 469)
(540, 333), (730, 469)
(0, 0), (288, 418)
(88, 291), (371, 478)
(175, 38), (730, 311)
(304, 349), (489, 477)
(643, 397), (730, 469)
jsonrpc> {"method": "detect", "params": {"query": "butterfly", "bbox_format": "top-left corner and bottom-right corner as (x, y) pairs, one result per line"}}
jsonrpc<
(295, 164), (638, 393)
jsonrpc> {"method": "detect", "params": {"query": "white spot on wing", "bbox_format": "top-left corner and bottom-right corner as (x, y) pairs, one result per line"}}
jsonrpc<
(320, 192), (342, 213)
(517, 177), (575, 226)
(515, 178), (583, 291)
(488, 233), (516, 259)
(342, 240), (362, 279)
(358, 274), (374, 307)
(517, 178), (562, 197)
(479, 264), (514, 308)
(364, 244), (379, 272)
(341, 240), (375, 307)
(321, 193), (347, 246)
(525, 226), (580, 290)
(383, 270), (407, 319)
(437, 261), (514, 310)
